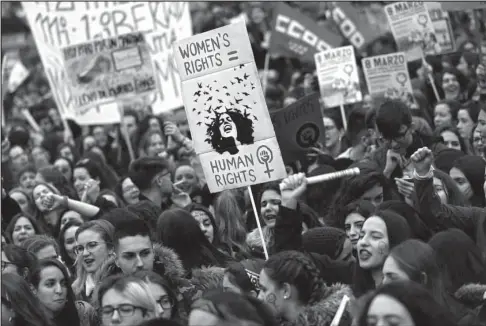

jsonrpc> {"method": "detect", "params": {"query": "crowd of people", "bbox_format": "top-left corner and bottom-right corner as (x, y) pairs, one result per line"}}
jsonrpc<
(2, 2), (486, 326)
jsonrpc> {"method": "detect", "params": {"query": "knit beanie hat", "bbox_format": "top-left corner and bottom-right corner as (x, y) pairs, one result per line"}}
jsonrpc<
(302, 227), (347, 259)
(434, 148), (466, 173)
(374, 210), (411, 248)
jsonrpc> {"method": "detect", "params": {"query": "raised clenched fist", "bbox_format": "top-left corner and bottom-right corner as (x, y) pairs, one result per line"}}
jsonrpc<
(411, 147), (434, 176)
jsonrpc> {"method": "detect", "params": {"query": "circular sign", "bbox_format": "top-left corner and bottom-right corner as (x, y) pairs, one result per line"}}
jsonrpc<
(296, 123), (320, 148)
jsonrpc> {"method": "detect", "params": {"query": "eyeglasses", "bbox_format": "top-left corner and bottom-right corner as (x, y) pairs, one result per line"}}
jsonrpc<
(1, 261), (16, 271)
(100, 304), (148, 319)
(156, 295), (173, 310)
(384, 127), (410, 143)
(74, 241), (108, 255)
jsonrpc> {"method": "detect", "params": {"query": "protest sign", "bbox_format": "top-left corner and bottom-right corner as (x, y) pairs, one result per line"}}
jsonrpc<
(174, 21), (286, 192)
(314, 45), (362, 109)
(330, 2), (385, 51)
(270, 93), (325, 163)
(440, 2), (486, 11)
(61, 32), (156, 110)
(22, 2), (192, 123)
(427, 2), (455, 53)
(269, 2), (342, 64)
(362, 52), (415, 108)
(385, 2), (441, 62)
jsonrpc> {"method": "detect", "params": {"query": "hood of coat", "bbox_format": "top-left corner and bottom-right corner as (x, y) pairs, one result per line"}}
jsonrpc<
(281, 283), (354, 326)
(455, 283), (486, 308)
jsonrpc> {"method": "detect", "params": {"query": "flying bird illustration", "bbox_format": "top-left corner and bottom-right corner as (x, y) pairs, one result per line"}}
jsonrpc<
(223, 86), (228, 89)
(244, 84), (247, 87)
(240, 64), (244, 68)
(206, 84), (210, 88)
(203, 91), (209, 95)
(235, 77), (243, 83)
(215, 106), (222, 110)
(195, 99), (198, 102)
(194, 90), (201, 96)
(192, 108), (197, 111)
(252, 87), (255, 90)
(251, 82), (254, 86)
(229, 102), (234, 106)
(235, 97), (243, 104)
(198, 111), (201, 115)
(243, 104), (251, 110)
(242, 92), (250, 96)
(231, 81), (235, 85)
(198, 82), (203, 88)
(206, 106), (212, 113)
(253, 116), (258, 121)
(197, 122), (202, 126)
(243, 73), (249, 80)
(218, 99), (223, 103)
(216, 89), (220, 92)
(209, 87), (212, 91)
(253, 101), (257, 104)
(207, 96), (213, 101)
(226, 93), (231, 96)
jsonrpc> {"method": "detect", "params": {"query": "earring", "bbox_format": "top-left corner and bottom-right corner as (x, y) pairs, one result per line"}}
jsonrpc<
(284, 295), (289, 300)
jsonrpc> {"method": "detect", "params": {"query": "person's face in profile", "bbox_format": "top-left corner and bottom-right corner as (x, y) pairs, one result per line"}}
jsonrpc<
(219, 113), (237, 139)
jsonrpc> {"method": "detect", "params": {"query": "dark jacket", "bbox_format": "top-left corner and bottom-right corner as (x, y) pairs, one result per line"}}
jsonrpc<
(1, 194), (21, 230)
(455, 284), (486, 326)
(414, 177), (486, 262)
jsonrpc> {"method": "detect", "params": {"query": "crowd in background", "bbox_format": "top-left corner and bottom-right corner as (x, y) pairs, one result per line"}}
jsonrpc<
(1, 2), (486, 326)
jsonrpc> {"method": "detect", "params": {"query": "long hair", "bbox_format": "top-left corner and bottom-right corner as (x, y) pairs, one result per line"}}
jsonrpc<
(357, 281), (458, 326)
(2, 273), (54, 326)
(214, 190), (251, 258)
(29, 259), (81, 326)
(337, 200), (375, 230)
(2, 244), (37, 279)
(208, 110), (254, 154)
(58, 220), (83, 274)
(8, 187), (36, 216)
(133, 270), (180, 320)
(31, 182), (63, 234)
(72, 220), (115, 296)
(19, 234), (60, 258)
(74, 157), (118, 191)
(139, 129), (166, 157)
(263, 250), (325, 305)
(37, 165), (78, 200)
(5, 213), (44, 244)
(185, 203), (221, 245)
(434, 124), (467, 153)
(327, 171), (394, 227)
(432, 169), (469, 206)
(156, 209), (233, 273)
(94, 274), (157, 313)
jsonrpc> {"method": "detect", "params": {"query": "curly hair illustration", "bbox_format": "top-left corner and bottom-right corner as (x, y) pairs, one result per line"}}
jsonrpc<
(207, 109), (254, 155)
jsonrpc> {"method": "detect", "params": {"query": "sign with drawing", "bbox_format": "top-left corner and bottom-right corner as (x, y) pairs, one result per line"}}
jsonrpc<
(314, 45), (362, 109)
(270, 93), (325, 163)
(62, 32), (156, 110)
(174, 21), (286, 192)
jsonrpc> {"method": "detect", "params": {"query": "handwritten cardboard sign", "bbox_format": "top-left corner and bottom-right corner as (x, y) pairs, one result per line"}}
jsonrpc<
(61, 32), (156, 110)
(269, 2), (342, 63)
(385, 2), (441, 62)
(22, 2), (192, 123)
(270, 93), (325, 163)
(174, 21), (286, 192)
(427, 2), (455, 53)
(362, 52), (415, 108)
(315, 45), (362, 109)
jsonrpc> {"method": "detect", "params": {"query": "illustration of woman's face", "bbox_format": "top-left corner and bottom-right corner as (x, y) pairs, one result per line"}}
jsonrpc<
(219, 113), (237, 139)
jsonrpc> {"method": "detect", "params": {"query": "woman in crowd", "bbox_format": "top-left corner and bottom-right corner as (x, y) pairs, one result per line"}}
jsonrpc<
(353, 210), (412, 297)
(357, 281), (458, 326)
(322, 112), (345, 158)
(72, 220), (115, 302)
(35, 165), (78, 200)
(5, 213), (42, 245)
(29, 258), (82, 326)
(114, 176), (140, 206)
(435, 125), (467, 152)
(56, 142), (78, 165)
(471, 126), (484, 157)
(457, 102), (480, 144)
(58, 220), (82, 276)
(2, 272), (54, 326)
(440, 67), (470, 103)
(8, 187), (35, 216)
(434, 99), (461, 129)
(340, 200), (375, 252)
(1, 244), (37, 278)
(173, 163), (202, 202)
(20, 235), (60, 260)
(57, 210), (84, 231)
(73, 158), (118, 205)
(185, 203), (220, 247)
(432, 169), (469, 206)
(16, 165), (37, 194)
(53, 156), (74, 183)
(449, 155), (486, 207)
(31, 182), (66, 235)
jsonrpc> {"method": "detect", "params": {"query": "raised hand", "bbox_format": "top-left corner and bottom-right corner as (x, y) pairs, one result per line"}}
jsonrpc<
(384, 149), (403, 178)
(280, 172), (307, 209)
(164, 121), (184, 143)
(411, 147), (434, 176)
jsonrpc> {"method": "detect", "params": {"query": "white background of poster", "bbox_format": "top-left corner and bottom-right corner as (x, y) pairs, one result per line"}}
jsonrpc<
(175, 21), (286, 192)
(427, 2), (455, 53)
(314, 45), (362, 109)
(22, 2), (192, 124)
(385, 2), (440, 62)
(362, 52), (415, 108)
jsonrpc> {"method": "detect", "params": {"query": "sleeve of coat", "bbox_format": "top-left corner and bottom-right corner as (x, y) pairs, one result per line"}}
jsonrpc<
(274, 205), (303, 253)
(414, 177), (480, 237)
(1, 194), (21, 229)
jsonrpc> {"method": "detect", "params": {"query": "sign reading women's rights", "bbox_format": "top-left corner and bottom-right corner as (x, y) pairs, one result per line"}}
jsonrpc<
(427, 2), (455, 54)
(385, 2), (441, 62)
(270, 93), (325, 164)
(174, 21), (286, 193)
(22, 2), (191, 123)
(314, 45), (362, 109)
(62, 32), (156, 110)
(362, 52), (415, 108)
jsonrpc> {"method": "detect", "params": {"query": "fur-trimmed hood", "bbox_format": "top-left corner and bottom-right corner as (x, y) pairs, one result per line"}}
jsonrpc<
(281, 283), (354, 326)
(455, 283), (486, 309)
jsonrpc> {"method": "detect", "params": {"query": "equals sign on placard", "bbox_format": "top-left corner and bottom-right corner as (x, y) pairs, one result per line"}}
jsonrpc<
(228, 50), (238, 61)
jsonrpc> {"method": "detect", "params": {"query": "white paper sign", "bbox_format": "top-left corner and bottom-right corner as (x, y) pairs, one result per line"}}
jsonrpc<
(427, 2), (455, 53)
(22, 2), (192, 124)
(174, 21), (286, 192)
(314, 45), (362, 109)
(362, 52), (415, 108)
(385, 2), (441, 62)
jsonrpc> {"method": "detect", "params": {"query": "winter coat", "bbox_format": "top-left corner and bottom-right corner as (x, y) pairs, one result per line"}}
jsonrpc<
(455, 284), (486, 326)
(280, 283), (353, 326)
(75, 301), (100, 326)
(414, 177), (486, 262)
(94, 243), (224, 321)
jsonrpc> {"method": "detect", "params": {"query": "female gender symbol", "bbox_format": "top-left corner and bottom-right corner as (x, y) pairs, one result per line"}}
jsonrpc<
(343, 64), (354, 76)
(417, 14), (428, 28)
(396, 72), (407, 87)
